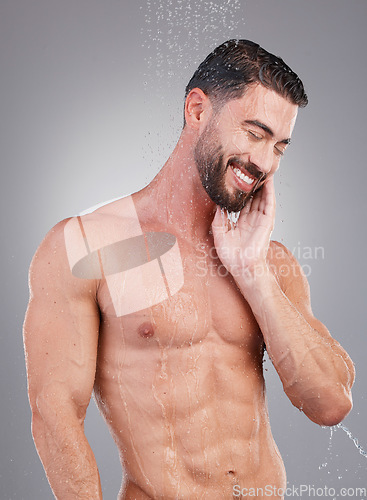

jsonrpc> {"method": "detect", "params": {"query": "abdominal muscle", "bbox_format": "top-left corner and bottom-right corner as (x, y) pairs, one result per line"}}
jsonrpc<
(94, 326), (286, 499)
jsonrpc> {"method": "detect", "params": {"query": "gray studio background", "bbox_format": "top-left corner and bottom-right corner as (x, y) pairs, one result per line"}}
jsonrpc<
(1, 0), (366, 498)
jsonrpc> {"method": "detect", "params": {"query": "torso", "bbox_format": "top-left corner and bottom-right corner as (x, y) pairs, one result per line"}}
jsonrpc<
(64, 194), (287, 499)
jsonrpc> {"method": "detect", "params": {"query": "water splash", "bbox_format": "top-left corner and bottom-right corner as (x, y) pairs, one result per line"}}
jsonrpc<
(318, 426), (334, 474)
(140, 0), (246, 171)
(226, 209), (240, 230)
(141, 0), (245, 87)
(318, 422), (366, 483)
(333, 423), (367, 458)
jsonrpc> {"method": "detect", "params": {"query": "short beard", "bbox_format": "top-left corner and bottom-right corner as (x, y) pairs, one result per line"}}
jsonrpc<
(193, 123), (259, 213)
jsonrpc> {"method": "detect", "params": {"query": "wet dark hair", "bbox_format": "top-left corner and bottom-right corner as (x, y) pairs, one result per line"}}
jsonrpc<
(184, 39), (308, 123)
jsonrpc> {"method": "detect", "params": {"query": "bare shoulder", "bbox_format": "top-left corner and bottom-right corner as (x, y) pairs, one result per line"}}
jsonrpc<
(28, 217), (98, 304)
(29, 195), (142, 293)
(63, 195), (144, 279)
(30, 218), (73, 283)
(68, 194), (142, 238)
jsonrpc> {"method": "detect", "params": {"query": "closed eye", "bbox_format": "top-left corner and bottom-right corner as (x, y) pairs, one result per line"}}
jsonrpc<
(248, 130), (263, 140)
(274, 146), (285, 157)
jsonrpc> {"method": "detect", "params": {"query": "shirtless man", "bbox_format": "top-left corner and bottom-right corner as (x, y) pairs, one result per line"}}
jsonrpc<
(23, 40), (355, 499)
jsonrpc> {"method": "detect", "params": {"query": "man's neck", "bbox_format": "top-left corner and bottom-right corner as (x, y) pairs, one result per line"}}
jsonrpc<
(134, 136), (217, 242)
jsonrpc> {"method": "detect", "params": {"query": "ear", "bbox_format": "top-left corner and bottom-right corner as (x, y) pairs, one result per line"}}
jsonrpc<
(184, 88), (212, 130)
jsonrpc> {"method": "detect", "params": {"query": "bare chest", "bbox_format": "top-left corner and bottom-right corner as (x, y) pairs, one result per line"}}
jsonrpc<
(97, 237), (262, 350)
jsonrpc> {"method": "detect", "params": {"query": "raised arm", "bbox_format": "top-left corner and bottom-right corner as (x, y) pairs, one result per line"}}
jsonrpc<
(23, 219), (102, 499)
(212, 178), (355, 426)
(251, 241), (355, 425)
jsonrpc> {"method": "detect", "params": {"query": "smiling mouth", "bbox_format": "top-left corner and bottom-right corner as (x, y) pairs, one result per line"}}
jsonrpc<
(231, 164), (256, 185)
(228, 159), (265, 192)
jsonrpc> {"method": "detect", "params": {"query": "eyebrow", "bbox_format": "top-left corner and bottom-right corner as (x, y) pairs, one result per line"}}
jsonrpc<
(243, 120), (291, 145)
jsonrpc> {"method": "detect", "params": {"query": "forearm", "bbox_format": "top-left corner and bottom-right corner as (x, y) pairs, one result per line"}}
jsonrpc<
(237, 268), (354, 424)
(32, 410), (102, 499)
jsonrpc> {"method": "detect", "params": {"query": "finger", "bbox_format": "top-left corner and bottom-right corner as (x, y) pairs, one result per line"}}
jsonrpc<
(266, 177), (276, 215)
(237, 187), (254, 215)
(211, 206), (229, 239)
(237, 194), (257, 228)
(259, 178), (273, 214)
(249, 186), (263, 212)
(259, 179), (275, 219)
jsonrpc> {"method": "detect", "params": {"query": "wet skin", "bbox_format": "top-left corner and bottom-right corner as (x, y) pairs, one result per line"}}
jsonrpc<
(77, 195), (286, 499)
(24, 84), (354, 500)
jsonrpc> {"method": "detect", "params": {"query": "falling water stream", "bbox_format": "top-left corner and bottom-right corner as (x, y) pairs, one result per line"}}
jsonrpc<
(333, 423), (367, 458)
(317, 423), (366, 488)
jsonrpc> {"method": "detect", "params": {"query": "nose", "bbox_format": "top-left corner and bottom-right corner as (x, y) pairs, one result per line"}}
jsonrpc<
(249, 144), (275, 176)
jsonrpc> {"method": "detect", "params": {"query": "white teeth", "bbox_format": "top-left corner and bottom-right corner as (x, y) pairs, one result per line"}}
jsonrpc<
(233, 166), (255, 185)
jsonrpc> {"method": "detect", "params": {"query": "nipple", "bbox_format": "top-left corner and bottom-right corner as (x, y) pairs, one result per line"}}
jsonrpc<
(138, 322), (155, 338)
